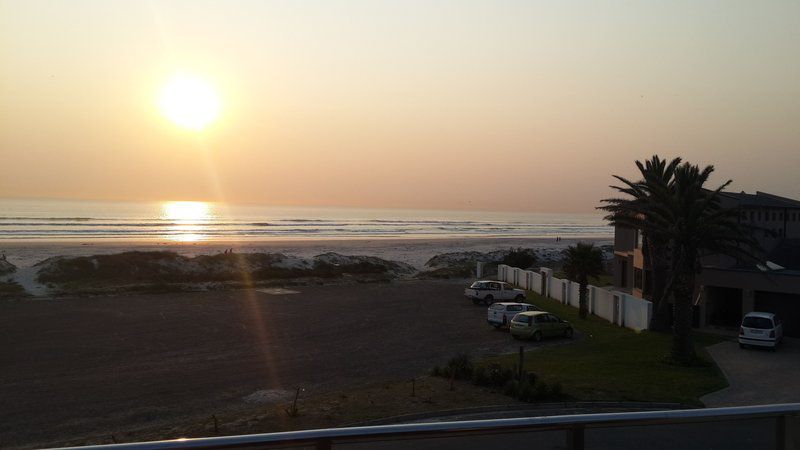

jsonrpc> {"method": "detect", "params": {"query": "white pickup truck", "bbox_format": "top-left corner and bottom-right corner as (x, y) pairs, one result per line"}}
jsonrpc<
(464, 280), (526, 305)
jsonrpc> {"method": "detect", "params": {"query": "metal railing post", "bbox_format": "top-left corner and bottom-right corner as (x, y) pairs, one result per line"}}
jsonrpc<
(775, 413), (799, 450)
(567, 424), (585, 450)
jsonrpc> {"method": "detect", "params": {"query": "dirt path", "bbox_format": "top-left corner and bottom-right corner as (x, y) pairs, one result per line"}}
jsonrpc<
(0, 280), (572, 448)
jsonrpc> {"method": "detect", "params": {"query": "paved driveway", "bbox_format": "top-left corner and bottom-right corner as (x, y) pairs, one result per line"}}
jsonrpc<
(702, 337), (800, 407)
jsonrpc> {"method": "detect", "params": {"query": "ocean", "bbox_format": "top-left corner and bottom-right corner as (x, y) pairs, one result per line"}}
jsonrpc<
(0, 198), (612, 242)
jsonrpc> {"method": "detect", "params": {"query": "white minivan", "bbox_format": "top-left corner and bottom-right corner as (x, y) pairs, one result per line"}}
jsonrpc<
(487, 302), (538, 329)
(739, 312), (783, 349)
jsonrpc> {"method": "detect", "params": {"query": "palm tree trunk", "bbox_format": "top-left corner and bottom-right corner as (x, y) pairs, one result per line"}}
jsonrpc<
(647, 239), (673, 332)
(578, 276), (588, 319)
(670, 267), (696, 364)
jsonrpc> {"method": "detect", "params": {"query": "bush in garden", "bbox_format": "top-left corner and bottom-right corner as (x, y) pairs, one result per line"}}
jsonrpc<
(445, 354), (474, 380)
(503, 379), (519, 396)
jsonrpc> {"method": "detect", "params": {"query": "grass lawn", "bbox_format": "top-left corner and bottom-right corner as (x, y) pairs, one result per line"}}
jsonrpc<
(487, 291), (730, 406)
(552, 271), (614, 287)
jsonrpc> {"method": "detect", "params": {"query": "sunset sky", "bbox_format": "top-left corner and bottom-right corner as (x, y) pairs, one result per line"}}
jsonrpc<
(1, 0), (798, 213)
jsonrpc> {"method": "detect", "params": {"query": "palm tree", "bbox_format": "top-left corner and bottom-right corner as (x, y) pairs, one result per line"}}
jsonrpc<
(603, 157), (759, 364)
(562, 242), (605, 319)
(599, 155), (682, 331)
(658, 163), (759, 363)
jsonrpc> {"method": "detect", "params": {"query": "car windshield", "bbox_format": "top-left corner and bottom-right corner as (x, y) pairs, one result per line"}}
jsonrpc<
(470, 282), (487, 289)
(743, 317), (774, 329)
(514, 315), (531, 324)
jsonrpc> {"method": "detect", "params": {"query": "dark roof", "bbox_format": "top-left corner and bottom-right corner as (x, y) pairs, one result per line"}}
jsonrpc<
(719, 191), (800, 208)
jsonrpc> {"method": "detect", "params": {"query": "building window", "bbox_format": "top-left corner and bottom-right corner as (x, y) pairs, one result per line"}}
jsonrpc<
(779, 212), (783, 221)
(758, 211), (762, 221)
(750, 211), (755, 221)
(634, 268), (643, 290)
(773, 212), (777, 221)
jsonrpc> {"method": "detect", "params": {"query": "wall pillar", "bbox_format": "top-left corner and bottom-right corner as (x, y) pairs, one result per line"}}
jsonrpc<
(540, 267), (553, 298)
(742, 289), (755, 317)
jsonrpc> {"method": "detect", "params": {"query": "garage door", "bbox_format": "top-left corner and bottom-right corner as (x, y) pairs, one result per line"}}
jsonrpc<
(755, 291), (800, 337)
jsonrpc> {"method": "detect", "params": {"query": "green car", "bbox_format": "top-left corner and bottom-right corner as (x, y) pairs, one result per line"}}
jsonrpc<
(510, 311), (573, 341)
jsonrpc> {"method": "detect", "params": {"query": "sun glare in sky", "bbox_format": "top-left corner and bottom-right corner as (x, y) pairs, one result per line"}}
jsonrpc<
(158, 74), (221, 130)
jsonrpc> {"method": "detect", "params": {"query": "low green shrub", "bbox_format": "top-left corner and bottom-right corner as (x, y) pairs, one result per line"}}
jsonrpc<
(472, 366), (490, 386)
(503, 248), (537, 269)
(516, 381), (536, 401)
(523, 371), (538, 386)
(445, 354), (474, 380)
(432, 356), (564, 403)
(503, 379), (519, 396)
(534, 382), (550, 400)
(485, 363), (515, 387)
(549, 382), (563, 398)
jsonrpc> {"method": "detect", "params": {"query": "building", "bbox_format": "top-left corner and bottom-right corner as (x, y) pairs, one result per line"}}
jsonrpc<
(613, 191), (800, 336)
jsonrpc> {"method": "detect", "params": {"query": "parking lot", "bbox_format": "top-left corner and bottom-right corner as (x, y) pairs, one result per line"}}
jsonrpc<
(0, 279), (573, 447)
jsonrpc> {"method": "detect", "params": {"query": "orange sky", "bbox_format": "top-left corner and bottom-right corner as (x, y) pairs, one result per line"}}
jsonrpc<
(1, 1), (799, 213)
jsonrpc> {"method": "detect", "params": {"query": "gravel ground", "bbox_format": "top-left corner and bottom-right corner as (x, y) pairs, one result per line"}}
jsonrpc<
(0, 279), (574, 448)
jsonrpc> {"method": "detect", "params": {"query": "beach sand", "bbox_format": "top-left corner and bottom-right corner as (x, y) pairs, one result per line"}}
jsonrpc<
(0, 236), (612, 270)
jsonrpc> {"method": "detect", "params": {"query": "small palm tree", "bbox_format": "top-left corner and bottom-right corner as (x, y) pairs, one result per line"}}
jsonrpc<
(562, 242), (605, 319)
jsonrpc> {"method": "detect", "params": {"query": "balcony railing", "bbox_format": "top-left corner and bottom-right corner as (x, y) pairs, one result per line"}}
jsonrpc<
(54, 403), (800, 450)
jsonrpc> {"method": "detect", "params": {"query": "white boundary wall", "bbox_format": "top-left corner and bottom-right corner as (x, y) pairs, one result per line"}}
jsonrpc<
(496, 264), (652, 331)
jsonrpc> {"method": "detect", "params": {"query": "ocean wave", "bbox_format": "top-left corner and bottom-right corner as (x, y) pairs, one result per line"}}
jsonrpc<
(0, 217), (95, 221)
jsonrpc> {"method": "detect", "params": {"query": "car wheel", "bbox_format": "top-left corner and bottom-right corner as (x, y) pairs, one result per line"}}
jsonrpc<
(472, 298), (480, 305)
(515, 294), (524, 300)
(532, 331), (542, 342)
(484, 295), (493, 306)
(564, 327), (573, 339)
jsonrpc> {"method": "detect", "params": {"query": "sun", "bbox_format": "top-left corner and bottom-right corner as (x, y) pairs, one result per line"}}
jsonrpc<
(158, 74), (221, 130)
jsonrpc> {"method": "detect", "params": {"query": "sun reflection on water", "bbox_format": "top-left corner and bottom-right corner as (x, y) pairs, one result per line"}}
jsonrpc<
(161, 201), (213, 241)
